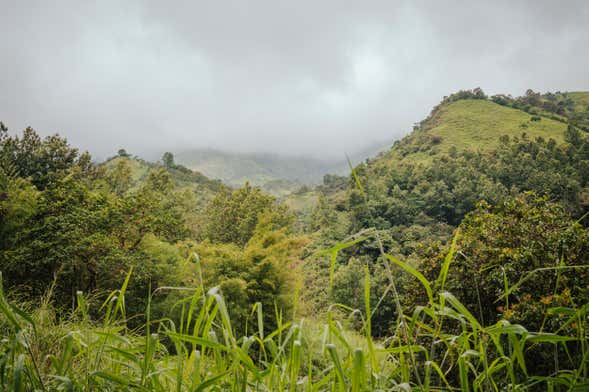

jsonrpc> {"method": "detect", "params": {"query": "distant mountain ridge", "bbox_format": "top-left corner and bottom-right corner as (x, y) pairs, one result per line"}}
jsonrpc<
(174, 142), (387, 193)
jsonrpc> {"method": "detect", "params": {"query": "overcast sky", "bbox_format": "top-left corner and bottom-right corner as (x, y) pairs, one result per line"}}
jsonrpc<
(1, 1), (588, 160)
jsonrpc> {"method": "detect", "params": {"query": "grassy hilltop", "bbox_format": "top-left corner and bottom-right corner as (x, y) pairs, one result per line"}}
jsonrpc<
(421, 99), (566, 150)
(371, 94), (577, 168)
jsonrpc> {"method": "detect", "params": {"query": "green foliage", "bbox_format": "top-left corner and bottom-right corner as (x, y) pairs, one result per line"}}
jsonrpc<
(413, 99), (566, 159)
(102, 155), (223, 195)
(309, 193), (338, 232)
(330, 257), (395, 336)
(1, 126), (303, 337)
(0, 125), (91, 190)
(0, 174), (39, 251)
(197, 212), (308, 335)
(2, 88), (589, 390)
(162, 151), (175, 168)
(421, 194), (589, 328)
(312, 102), (589, 338)
(202, 182), (292, 247)
(492, 90), (589, 131)
(319, 173), (349, 194)
(0, 251), (587, 390)
(105, 158), (132, 195)
(415, 194), (589, 376)
(0, 127), (201, 318)
(348, 132), (588, 238)
(565, 122), (583, 146)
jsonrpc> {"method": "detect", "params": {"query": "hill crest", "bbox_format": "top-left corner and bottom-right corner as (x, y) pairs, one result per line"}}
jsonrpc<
(365, 90), (588, 169)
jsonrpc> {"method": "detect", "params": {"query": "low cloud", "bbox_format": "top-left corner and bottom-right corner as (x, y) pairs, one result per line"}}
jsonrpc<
(1, 0), (588, 159)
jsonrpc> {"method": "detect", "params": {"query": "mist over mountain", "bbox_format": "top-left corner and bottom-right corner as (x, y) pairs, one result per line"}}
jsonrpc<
(1, 1), (588, 159)
(173, 140), (387, 189)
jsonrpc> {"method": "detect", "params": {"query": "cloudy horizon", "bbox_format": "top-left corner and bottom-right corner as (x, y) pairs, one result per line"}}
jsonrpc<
(1, 0), (588, 160)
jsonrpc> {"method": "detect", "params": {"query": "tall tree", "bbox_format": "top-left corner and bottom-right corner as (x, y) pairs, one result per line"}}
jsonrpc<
(162, 152), (175, 168)
(565, 123), (582, 146)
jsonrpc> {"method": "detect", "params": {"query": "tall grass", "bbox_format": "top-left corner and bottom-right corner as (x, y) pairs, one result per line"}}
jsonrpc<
(0, 246), (587, 391)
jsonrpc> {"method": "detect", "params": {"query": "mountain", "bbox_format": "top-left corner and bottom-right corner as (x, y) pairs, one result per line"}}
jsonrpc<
(371, 96), (571, 169)
(175, 149), (328, 186)
(173, 142), (387, 195)
(420, 99), (566, 150)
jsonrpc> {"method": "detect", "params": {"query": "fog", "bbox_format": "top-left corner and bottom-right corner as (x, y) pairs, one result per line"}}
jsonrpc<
(1, 0), (588, 160)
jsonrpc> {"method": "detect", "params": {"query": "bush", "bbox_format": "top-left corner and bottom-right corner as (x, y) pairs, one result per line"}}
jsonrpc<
(416, 193), (589, 375)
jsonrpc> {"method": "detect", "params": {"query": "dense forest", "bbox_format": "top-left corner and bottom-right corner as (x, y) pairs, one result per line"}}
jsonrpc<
(1, 89), (588, 390)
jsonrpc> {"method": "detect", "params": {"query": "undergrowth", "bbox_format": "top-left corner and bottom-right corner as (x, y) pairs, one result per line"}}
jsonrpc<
(0, 240), (587, 391)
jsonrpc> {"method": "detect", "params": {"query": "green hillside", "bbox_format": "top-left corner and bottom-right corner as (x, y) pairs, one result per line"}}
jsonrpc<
(305, 89), (589, 347)
(104, 156), (150, 183)
(423, 99), (566, 150)
(291, 91), (589, 216)
(314, 91), (589, 264)
(488, 89), (589, 131)
(569, 91), (589, 112)
(381, 98), (569, 167)
(102, 155), (224, 210)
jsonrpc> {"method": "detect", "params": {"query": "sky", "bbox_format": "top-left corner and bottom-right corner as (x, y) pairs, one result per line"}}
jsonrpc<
(1, 1), (588, 160)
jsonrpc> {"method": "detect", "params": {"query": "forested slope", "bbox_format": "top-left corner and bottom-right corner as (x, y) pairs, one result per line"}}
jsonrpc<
(304, 89), (589, 337)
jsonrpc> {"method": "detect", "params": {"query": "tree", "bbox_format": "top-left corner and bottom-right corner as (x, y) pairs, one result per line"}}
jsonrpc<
(106, 159), (132, 195)
(0, 127), (192, 317)
(162, 152), (175, 168)
(196, 213), (307, 335)
(117, 149), (130, 157)
(419, 193), (589, 329)
(565, 123), (582, 146)
(309, 193), (338, 232)
(329, 257), (396, 336)
(203, 183), (292, 247)
(0, 173), (39, 253)
(414, 193), (589, 375)
(0, 127), (91, 189)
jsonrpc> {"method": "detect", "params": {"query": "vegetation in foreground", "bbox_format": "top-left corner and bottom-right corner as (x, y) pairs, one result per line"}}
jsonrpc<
(0, 238), (587, 391)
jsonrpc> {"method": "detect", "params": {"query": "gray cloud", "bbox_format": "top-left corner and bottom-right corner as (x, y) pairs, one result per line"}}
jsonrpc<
(1, 0), (588, 160)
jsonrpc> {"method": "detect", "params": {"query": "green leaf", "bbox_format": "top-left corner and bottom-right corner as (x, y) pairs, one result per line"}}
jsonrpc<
(440, 291), (481, 330)
(192, 371), (231, 392)
(92, 371), (132, 386)
(347, 155), (365, 197)
(165, 332), (230, 352)
(385, 253), (433, 306)
(437, 229), (459, 292)
(526, 333), (576, 344)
